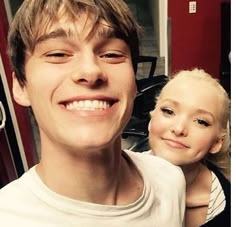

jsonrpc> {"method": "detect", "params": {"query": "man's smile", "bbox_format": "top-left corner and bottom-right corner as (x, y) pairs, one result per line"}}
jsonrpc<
(65, 100), (112, 111)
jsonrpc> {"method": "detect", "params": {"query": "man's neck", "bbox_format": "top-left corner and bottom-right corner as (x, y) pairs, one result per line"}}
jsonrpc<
(36, 143), (143, 205)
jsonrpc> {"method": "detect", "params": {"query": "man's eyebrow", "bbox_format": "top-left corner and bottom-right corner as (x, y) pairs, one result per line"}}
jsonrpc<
(35, 28), (69, 45)
(35, 27), (119, 46)
(96, 27), (119, 39)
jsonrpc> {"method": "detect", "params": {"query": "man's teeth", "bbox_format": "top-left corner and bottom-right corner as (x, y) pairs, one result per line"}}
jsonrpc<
(66, 100), (111, 111)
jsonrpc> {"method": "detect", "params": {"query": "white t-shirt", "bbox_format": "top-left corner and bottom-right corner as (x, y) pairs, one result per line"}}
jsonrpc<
(0, 150), (185, 227)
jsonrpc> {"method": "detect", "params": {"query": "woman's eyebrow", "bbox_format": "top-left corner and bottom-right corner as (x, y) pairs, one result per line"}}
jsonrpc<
(160, 98), (215, 119)
(160, 98), (179, 106)
(195, 109), (215, 119)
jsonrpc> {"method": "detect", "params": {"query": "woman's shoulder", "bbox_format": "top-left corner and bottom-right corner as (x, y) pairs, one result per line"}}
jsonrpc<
(205, 161), (230, 191)
(200, 162), (231, 227)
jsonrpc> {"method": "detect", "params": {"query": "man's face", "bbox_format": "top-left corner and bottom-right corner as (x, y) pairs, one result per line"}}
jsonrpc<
(14, 14), (137, 152)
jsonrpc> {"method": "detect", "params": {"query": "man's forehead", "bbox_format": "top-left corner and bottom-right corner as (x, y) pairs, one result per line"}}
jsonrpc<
(34, 17), (115, 44)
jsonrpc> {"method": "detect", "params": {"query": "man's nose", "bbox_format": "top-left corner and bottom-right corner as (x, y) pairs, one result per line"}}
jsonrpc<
(71, 55), (107, 87)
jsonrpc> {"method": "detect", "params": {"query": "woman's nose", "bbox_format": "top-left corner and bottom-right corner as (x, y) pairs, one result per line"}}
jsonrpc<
(71, 55), (107, 87)
(170, 120), (188, 137)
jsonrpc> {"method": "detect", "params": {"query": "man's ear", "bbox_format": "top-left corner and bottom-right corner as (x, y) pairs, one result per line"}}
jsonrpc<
(12, 72), (31, 106)
(209, 136), (224, 154)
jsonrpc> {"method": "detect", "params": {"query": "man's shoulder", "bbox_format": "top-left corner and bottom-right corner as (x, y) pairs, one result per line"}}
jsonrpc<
(0, 177), (25, 214)
(0, 166), (36, 207)
(0, 178), (20, 197)
(124, 149), (182, 171)
(123, 150), (185, 185)
(124, 149), (186, 225)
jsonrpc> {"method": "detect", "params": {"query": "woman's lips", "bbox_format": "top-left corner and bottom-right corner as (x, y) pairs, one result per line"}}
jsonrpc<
(163, 138), (190, 149)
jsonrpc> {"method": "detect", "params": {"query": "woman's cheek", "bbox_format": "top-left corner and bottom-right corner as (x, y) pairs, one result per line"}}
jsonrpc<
(150, 116), (167, 135)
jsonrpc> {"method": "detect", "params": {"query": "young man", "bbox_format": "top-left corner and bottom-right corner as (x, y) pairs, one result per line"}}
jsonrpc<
(0, 1), (186, 226)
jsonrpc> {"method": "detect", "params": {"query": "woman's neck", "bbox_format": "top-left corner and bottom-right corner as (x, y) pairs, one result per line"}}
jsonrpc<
(181, 162), (202, 186)
(181, 162), (212, 208)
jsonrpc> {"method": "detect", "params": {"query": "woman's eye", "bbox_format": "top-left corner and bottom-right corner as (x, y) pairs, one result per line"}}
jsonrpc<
(194, 119), (210, 127)
(161, 107), (174, 116)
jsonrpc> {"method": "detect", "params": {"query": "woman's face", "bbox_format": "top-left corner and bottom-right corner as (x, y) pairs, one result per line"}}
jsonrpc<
(149, 76), (223, 166)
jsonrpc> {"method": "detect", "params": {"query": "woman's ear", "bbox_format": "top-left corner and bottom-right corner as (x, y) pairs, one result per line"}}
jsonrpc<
(148, 110), (155, 132)
(12, 72), (31, 106)
(148, 120), (151, 132)
(209, 135), (224, 154)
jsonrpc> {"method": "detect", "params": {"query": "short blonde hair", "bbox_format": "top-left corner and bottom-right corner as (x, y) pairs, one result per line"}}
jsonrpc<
(156, 68), (231, 179)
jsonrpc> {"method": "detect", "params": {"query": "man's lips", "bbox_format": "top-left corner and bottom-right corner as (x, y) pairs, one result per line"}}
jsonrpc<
(59, 97), (117, 111)
(163, 138), (190, 149)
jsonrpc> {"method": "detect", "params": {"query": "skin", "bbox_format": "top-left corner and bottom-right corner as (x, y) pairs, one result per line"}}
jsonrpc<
(148, 76), (224, 226)
(149, 76), (223, 167)
(12, 13), (142, 205)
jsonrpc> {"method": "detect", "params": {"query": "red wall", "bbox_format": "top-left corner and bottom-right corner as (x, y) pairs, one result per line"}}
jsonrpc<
(0, 1), (38, 168)
(168, 0), (230, 78)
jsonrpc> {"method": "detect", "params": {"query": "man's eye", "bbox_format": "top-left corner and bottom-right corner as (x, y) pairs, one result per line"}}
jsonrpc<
(44, 52), (71, 63)
(100, 52), (126, 64)
(194, 119), (211, 127)
(46, 52), (68, 58)
(102, 53), (123, 58)
(160, 107), (174, 116)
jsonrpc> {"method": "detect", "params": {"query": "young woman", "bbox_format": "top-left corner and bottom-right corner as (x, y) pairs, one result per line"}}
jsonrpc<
(148, 68), (230, 227)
